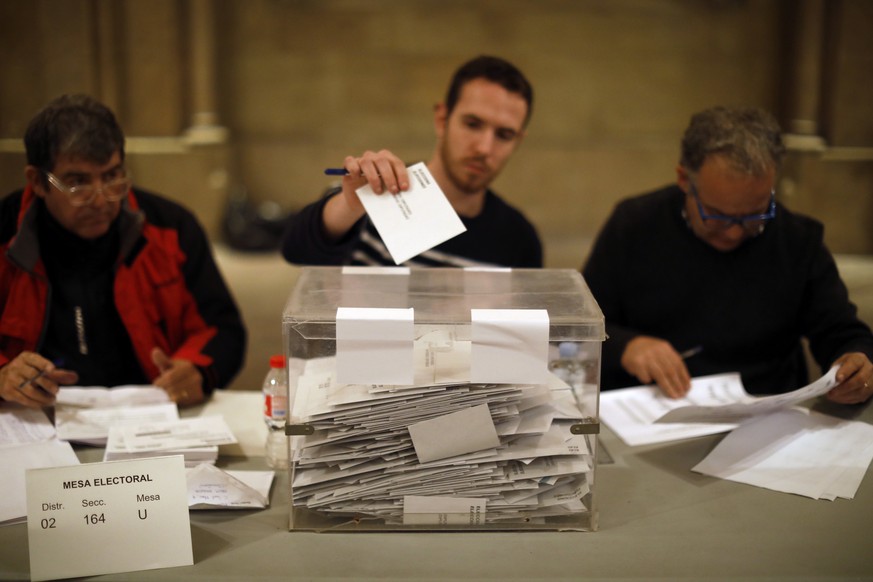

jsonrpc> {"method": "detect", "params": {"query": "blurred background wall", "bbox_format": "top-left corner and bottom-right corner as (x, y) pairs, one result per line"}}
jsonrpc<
(1, 0), (872, 268)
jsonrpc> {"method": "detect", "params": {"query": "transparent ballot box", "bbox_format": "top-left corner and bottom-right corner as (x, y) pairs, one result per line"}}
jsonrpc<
(282, 267), (604, 531)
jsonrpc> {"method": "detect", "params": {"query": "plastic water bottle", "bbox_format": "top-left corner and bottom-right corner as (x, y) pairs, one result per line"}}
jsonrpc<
(549, 342), (587, 389)
(263, 354), (289, 469)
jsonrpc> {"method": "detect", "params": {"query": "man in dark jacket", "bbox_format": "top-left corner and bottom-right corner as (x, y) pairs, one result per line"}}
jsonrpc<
(0, 94), (246, 408)
(583, 106), (873, 403)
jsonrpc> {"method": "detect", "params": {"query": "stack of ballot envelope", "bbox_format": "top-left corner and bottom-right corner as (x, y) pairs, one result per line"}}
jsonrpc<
(103, 416), (238, 467)
(289, 354), (594, 525)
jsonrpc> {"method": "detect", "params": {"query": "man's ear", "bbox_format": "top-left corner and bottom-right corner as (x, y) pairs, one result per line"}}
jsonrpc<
(433, 102), (448, 139)
(24, 166), (47, 198)
(675, 164), (691, 194)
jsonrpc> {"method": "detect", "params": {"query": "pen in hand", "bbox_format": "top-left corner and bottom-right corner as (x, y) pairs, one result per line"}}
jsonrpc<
(679, 346), (703, 360)
(324, 168), (351, 176)
(17, 358), (64, 389)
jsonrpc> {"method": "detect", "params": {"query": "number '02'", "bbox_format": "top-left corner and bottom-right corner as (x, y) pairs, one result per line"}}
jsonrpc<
(83, 513), (106, 525)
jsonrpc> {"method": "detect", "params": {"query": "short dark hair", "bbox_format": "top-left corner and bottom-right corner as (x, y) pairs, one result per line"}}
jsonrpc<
(24, 94), (125, 176)
(680, 106), (785, 175)
(444, 55), (534, 127)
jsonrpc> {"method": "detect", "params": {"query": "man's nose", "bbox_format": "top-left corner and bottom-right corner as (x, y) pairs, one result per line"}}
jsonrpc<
(474, 130), (496, 155)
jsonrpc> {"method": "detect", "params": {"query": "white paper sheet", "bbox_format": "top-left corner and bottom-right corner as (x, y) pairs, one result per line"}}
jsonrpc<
(56, 385), (170, 408)
(355, 162), (466, 264)
(0, 440), (79, 526)
(55, 402), (179, 445)
(599, 373), (746, 446)
(656, 366), (839, 424)
(335, 307), (415, 385)
(692, 407), (873, 499)
(115, 416), (237, 453)
(0, 405), (56, 445)
(470, 309), (549, 385)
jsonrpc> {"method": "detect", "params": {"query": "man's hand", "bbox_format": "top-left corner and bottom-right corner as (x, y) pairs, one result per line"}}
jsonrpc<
(322, 149), (410, 241)
(827, 352), (873, 404)
(151, 348), (205, 407)
(0, 352), (78, 408)
(621, 336), (692, 398)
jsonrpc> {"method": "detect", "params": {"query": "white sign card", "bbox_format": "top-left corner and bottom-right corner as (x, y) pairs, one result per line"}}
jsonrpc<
(335, 307), (415, 385)
(355, 162), (466, 264)
(26, 455), (193, 581)
(470, 309), (549, 384)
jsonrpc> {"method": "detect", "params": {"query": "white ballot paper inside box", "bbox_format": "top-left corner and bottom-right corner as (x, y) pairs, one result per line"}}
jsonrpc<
(336, 307), (415, 385)
(408, 403), (501, 463)
(403, 495), (487, 525)
(355, 162), (466, 264)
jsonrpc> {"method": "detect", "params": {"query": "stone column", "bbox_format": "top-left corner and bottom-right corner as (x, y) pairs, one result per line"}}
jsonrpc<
(186, 0), (227, 144)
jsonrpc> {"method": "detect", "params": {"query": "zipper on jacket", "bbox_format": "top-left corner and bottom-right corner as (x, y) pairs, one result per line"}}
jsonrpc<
(74, 305), (89, 355)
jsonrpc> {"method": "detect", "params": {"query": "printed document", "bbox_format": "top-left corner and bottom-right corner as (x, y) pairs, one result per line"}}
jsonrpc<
(656, 366), (839, 424)
(600, 373), (746, 446)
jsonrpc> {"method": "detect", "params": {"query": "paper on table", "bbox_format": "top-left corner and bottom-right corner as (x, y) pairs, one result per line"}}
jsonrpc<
(0, 440), (79, 526)
(117, 416), (237, 453)
(335, 307), (415, 385)
(656, 366), (839, 424)
(692, 407), (873, 499)
(56, 385), (170, 408)
(55, 402), (179, 445)
(186, 464), (273, 509)
(470, 309), (549, 385)
(408, 403), (500, 463)
(599, 373), (745, 446)
(0, 406), (56, 446)
(355, 162), (466, 264)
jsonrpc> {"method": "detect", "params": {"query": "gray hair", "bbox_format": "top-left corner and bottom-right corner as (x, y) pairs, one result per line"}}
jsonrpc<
(680, 106), (785, 175)
(24, 94), (125, 177)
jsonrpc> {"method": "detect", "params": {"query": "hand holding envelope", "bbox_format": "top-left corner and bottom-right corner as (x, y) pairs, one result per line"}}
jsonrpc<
(354, 162), (467, 264)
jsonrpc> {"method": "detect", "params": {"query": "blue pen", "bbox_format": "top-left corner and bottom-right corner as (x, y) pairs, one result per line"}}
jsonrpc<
(324, 168), (350, 176)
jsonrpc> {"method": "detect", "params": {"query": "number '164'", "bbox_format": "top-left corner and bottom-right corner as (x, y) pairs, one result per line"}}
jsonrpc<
(84, 513), (106, 525)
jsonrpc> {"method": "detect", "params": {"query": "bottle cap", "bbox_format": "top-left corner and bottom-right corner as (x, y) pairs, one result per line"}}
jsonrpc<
(558, 342), (578, 359)
(270, 354), (286, 368)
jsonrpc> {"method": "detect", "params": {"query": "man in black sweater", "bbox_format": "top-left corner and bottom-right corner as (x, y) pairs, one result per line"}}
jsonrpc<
(583, 106), (873, 403)
(281, 55), (542, 268)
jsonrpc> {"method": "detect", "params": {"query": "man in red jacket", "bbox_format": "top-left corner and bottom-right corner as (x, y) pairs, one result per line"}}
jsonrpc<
(0, 94), (246, 407)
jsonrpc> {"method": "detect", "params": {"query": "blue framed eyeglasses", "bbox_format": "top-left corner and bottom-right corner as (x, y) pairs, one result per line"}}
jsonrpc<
(690, 181), (776, 233)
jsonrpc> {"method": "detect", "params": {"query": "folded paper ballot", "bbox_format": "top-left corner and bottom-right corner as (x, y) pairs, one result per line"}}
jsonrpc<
(355, 162), (466, 264)
(186, 464), (274, 509)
